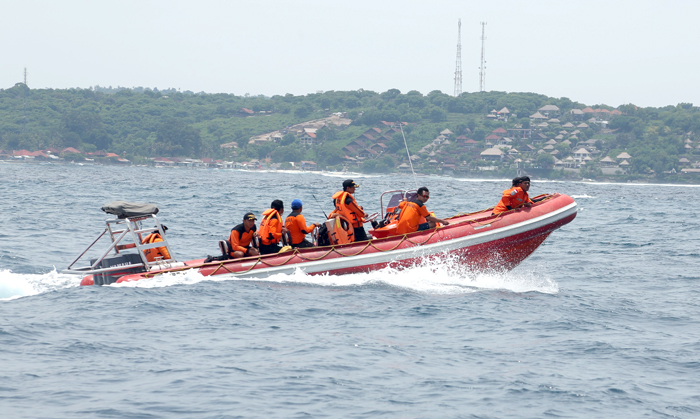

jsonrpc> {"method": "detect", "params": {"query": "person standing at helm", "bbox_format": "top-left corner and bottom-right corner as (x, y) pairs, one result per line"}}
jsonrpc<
(228, 213), (260, 259)
(258, 200), (289, 255)
(492, 176), (534, 215)
(331, 179), (369, 241)
(395, 187), (450, 235)
(142, 225), (171, 262)
(285, 199), (320, 249)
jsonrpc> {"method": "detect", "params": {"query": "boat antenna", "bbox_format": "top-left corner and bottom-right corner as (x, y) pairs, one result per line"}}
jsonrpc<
(311, 194), (328, 219)
(400, 123), (419, 189)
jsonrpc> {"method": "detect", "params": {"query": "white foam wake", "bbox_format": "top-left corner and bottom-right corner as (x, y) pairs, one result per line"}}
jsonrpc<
(0, 269), (81, 301)
(1, 257), (558, 297)
(112, 255), (559, 295)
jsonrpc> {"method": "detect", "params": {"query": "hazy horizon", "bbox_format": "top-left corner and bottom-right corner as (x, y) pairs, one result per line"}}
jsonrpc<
(2, 0), (698, 108)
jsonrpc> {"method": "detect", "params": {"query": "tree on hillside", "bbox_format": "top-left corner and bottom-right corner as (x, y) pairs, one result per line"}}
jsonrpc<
(294, 103), (313, 118)
(154, 118), (202, 156)
(271, 145), (302, 163)
(60, 109), (112, 150)
(314, 143), (345, 167)
(535, 153), (555, 169)
(280, 133), (296, 146)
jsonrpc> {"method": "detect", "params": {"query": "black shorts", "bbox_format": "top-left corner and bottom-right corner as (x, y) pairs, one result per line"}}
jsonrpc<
(259, 243), (281, 255)
(291, 239), (314, 249)
(354, 227), (369, 242)
(417, 222), (430, 231)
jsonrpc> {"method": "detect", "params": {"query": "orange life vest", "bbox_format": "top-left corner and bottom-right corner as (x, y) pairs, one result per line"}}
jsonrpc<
(330, 191), (365, 228)
(285, 212), (315, 245)
(259, 209), (283, 246)
(142, 232), (170, 262)
(228, 223), (256, 256)
(493, 187), (532, 215)
(327, 215), (355, 245)
(395, 200), (431, 235)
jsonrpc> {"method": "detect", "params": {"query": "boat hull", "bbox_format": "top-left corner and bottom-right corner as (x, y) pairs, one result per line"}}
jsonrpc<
(110, 193), (577, 284)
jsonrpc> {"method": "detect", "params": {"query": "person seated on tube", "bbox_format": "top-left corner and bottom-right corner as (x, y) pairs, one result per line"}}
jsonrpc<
(258, 199), (289, 255)
(394, 187), (450, 235)
(284, 199), (320, 249)
(228, 212), (261, 259)
(142, 225), (171, 262)
(492, 176), (534, 215)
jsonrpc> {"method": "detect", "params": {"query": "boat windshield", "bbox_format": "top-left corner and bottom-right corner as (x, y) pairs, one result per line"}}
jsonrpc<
(385, 193), (405, 209)
(380, 189), (417, 218)
(404, 191), (418, 201)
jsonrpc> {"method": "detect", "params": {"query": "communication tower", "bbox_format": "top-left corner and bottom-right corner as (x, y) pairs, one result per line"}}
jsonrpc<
(479, 22), (487, 92)
(453, 19), (462, 97)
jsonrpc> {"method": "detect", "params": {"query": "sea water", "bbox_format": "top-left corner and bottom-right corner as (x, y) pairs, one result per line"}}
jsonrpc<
(1, 163), (699, 418)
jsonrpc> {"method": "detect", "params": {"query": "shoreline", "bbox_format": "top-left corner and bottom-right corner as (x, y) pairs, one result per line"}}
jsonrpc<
(3, 159), (700, 187)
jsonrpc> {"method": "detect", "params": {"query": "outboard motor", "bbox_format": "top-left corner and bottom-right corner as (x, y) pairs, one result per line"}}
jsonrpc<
(90, 253), (146, 285)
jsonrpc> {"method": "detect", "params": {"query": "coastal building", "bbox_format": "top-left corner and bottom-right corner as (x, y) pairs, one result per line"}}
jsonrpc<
(538, 105), (560, 117)
(299, 131), (317, 146)
(464, 139), (478, 149)
(570, 109), (585, 120)
(507, 128), (532, 139)
(398, 163), (412, 174)
(497, 107), (510, 121)
(300, 161), (317, 170)
(480, 147), (504, 162)
(573, 148), (591, 162)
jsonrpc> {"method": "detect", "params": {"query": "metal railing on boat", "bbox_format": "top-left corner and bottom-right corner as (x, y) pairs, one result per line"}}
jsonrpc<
(63, 214), (175, 277)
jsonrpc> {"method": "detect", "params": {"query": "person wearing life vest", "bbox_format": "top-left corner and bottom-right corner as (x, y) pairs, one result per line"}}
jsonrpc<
(395, 187), (450, 235)
(258, 200), (289, 255)
(142, 225), (171, 262)
(492, 176), (534, 215)
(284, 199), (320, 249)
(330, 179), (368, 242)
(228, 212), (260, 259)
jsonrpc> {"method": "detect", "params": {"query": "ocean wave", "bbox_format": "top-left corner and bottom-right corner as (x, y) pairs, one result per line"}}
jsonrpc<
(0, 269), (81, 301)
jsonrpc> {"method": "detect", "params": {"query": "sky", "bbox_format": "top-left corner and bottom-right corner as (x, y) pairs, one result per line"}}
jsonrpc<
(2, 0), (699, 108)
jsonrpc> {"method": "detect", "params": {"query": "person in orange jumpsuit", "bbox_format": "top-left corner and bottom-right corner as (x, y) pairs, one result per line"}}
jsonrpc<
(142, 225), (171, 262)
(395, 187), (450, 235)
(284, 199), (320, 249)
(228, 212), (260, 259)
(331, 179), (368, 241)
(492, 176), (534, 215)
(258, 200), (289, 255)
